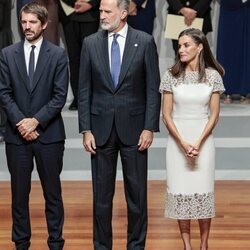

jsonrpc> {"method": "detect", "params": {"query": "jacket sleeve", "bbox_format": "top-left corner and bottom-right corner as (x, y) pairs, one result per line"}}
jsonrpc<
(0, 0), (4, 30)
(33, 49), (69, 129)
(78, 37), (92, 133)
(193, 0), (212, 17)
(88, 0), (100, 9)
(60, 0), (75, 7)
(166, 0), (184, 13)
(0, 50), (26, 129)
(132, 0), (147, 7)
(143, 36), (161, 132)
(62, 0), (100, 9)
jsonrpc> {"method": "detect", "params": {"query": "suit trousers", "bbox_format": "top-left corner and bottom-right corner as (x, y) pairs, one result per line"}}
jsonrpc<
(91, 126), (148, 250)
(0, 106), (6, 134)
(62, 20), (99, 102)
(6, 141), (65, 250)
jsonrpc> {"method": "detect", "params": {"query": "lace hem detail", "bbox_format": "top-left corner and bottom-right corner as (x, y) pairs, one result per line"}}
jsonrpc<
(165, 192), (215, 219)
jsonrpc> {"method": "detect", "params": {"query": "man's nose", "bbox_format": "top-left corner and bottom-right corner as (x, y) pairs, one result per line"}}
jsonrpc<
(100, 12), (105, 20)
(25, 22), (31, 29)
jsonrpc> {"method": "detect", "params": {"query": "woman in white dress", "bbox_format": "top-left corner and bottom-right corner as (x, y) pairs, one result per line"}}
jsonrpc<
(159, 28), (225, 250)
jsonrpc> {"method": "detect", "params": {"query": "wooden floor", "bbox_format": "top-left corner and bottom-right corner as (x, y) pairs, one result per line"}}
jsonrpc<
(0, 181), (250, 250)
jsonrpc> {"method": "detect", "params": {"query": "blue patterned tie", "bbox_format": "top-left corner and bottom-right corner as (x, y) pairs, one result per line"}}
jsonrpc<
(111, 33), (121, 88)
(28, 45), (35, 89)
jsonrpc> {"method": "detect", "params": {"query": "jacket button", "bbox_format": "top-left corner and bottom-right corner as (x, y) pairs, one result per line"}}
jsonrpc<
(186, 1), (190, 6)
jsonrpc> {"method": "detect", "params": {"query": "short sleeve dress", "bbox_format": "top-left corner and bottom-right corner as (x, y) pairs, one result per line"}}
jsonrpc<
(159, 68), (225, 219)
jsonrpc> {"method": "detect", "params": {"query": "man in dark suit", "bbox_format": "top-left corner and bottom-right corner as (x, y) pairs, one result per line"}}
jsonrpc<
(78, 0), (161, 249)
(166, 0), (212, 53)
(127, 0), (156, 35)
(59, 0), (100, 110)
(0, 0), (12, 142)
(0, 2), (68, 249)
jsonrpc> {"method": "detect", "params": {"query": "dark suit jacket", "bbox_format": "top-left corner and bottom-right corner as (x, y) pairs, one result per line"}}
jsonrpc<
(133, 0), (156, 18)
(0, 40), (69, 145)
(16, 0), (32, 17)
(166, 0), (213, 34)
(59, 0), (100, 25)
(78, 26), (161, 146)
(220, 0), (250, 9)
(127, 0), (156, 34)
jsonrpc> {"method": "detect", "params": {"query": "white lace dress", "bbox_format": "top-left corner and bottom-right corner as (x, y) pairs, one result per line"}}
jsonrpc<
(159, 68), (225, 219)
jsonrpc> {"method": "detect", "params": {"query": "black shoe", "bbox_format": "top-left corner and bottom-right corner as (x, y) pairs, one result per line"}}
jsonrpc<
(69, 99), (78, 111)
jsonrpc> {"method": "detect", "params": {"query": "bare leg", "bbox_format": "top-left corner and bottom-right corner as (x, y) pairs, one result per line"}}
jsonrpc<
(178, 219), (192, 250)
(198, 218), (211, 250)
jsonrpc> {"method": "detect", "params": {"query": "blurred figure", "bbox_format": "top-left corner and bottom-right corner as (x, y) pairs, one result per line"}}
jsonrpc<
(217, 0), (250, 104)
(17, 0), (60, 45)
(59, 0), (100, 110)
(127, 0), (156, 35)
(0, 0), (13, 142)
(166, 0), (212, 54)
(16, 0), (31, 16)
(41, 0), (60, 45)
(160, 28), (224, 250)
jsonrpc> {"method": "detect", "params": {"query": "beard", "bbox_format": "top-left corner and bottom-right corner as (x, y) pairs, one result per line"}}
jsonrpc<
(100, 16), (120, 32)
(24, 29), (43, 42)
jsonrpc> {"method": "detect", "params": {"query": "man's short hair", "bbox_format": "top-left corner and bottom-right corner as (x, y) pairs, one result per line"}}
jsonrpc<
(19, 1), (48, 25)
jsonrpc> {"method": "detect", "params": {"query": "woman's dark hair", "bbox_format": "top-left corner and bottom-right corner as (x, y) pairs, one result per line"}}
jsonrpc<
(19, 1), (48, 26)
(171, 28), (224, 81)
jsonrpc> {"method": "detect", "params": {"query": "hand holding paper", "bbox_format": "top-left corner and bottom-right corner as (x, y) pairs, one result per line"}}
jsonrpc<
(60, 0), (75, 16)
(164, 14), (204, 40)
(75, 0), (92, 13)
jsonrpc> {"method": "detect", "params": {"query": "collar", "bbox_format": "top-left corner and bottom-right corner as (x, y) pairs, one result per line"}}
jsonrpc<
(24, 37), (43, 50)
(108, 23), (128, 39)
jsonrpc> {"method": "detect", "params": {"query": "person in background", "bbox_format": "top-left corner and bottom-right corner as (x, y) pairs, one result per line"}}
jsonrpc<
(217, 0), (250, 104)
(160, 28), (225, 250)
(166, 0), (212, 55)
(0, 0), (13, 143)
(59, 0), (100, 110)
(127, 0), (156, 35)
(0, 2), (68, 249)
(78, 0), (161, 248)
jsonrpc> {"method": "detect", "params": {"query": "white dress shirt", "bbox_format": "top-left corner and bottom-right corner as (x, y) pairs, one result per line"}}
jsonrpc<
(24, 38), (43, 74)
(108, 23), (128, 69)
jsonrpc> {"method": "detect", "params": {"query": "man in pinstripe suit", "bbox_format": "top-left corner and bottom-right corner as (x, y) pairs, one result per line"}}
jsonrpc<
(78, 0), (161, 248)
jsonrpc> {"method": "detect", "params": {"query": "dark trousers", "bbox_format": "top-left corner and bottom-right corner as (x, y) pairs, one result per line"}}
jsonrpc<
(62, 21), (99, 102)
(0, 106), (6, 135)
(6, 141), (65, 250)
(91, 126), (148, 250)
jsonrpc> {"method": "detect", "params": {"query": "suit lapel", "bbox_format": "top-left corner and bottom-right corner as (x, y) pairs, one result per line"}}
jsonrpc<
(96, 31), (115, 91)
(32, 40), (51, 92)
(117, 26), (139, 89)
(13, 42), (30, 92)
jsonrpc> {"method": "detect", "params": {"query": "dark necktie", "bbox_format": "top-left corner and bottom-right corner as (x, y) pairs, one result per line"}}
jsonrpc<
(111, 33), (121, 88)
(28, 45), (36, 88)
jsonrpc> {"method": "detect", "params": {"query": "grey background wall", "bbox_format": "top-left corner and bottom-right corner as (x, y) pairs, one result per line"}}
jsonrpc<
(1, 1), (250, 180)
